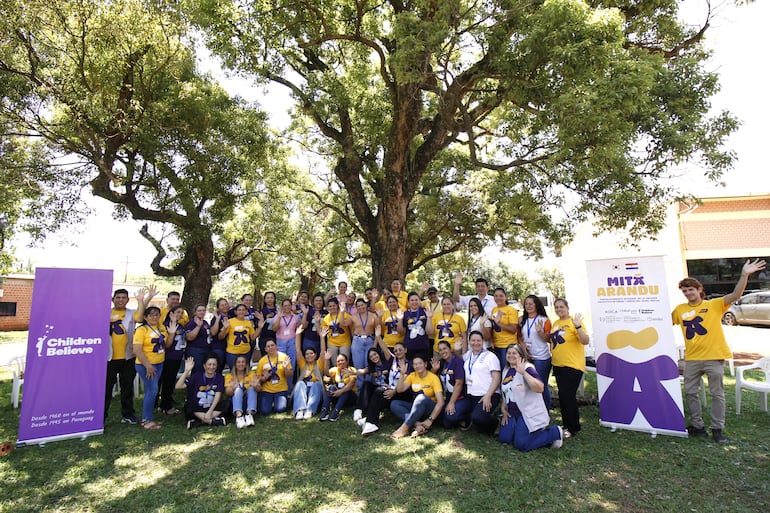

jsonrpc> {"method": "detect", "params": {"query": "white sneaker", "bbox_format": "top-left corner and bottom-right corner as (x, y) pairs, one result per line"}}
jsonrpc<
(244, 414), (255, 426)
(356, 417), (366, 428)
(235, 416), (247, 429)
(362, 422), (379, 436)
(295, 410), (304, 420)
(552, 426), (563, 448)
(303, 410), (313, 420)
(353, 409), (363, 422)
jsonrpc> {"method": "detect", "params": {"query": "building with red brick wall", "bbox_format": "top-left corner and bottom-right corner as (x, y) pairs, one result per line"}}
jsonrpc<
(0, 274), (35, 331)
(678, 195), (770, 295)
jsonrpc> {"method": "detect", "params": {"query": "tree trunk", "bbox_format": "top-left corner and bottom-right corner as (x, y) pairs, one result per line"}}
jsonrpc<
(370, 194), (410, 289)
(179, 239), (215, 315)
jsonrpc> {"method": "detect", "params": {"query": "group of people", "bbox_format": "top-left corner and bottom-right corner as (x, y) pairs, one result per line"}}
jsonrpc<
(105, 259), (766, 448)
(106, 274), (585, 451)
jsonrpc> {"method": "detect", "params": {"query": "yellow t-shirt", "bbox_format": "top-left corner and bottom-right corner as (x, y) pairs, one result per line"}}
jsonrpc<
(226, 318), (256, 355)
(550, 318), (586, 371)
(392, 291), (409, 311)
(672, 298), (732, 361)
(422, 300), (441, 315)
(321, 312), (352, 347)
(380, 310), (405, 348)
(404, 371), (443, 401)
(257, 353), (292, 393)
(328, 366), (358, 393)
(132, 324), (169, 365)
(225, 372), (255, 391)
(491, 305), (519, 348)
(431, 314), (467, 353)
(110, 308), (141, 360)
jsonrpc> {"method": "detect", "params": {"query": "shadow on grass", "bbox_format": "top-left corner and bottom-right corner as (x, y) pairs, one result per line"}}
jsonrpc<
(0, 373), (769, 513)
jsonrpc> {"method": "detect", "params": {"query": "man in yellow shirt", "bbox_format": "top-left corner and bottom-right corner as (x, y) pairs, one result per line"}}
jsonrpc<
(672, 258), (765, 443)
(106, 286), (153, 424)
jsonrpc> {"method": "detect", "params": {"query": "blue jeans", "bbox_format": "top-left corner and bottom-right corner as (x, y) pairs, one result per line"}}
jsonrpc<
(351, 335), (374, 390)
(186, 346), (209, 374)
(302, 337), (320, 355)
(441, 396), (473, 429)
(321, 385), (356, 412)
(232, 386), (258, 415)
(533, 358), (552, 410)
(494, 347), (507, 369)
(391, 394), (436, 427)
(135, 362), (163, 421)
(499, 413), (561, 451)
(259, 391), (288, 414)
(276, 337), (296, 371)
(293, 381), (323, 414)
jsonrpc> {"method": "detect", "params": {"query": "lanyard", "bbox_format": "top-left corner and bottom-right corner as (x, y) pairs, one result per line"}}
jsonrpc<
(359, 312), (369, 330)
(526, 316), (537, 338)
(467, 351), (482, 376)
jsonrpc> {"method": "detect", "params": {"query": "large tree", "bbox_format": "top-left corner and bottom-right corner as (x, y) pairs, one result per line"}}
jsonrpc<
(0, 0), (282, 308)
(192, 0), (736, 287)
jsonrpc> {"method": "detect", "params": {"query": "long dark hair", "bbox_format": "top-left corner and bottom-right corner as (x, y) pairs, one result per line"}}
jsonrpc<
(467, 297), (485, 327)
(520, 295), (548, 328)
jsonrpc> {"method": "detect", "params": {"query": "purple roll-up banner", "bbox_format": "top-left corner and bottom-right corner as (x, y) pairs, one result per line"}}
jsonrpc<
(17, 268), (113, 446)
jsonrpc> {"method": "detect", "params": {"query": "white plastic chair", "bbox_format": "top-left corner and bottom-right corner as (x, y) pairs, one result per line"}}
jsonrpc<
(735, 357), (770, 415)
(8, 356), (25, 408)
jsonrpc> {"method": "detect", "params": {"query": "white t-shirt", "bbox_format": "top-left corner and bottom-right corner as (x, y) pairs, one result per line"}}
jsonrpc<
(457, 294), (495, 316)
(463, 349), (500, 396)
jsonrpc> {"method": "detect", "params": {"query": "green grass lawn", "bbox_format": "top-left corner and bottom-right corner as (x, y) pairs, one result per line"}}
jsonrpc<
(0, 374), (768, 513)
(0, 331), (27, 345)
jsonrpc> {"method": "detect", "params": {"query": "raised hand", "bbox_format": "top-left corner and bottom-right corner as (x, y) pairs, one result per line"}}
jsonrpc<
(573, 313), (584, 326)
(744, 258), (767, 275)
(454, 272), (463, 285)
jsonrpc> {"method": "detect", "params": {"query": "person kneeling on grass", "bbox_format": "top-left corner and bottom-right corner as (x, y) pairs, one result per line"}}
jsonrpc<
(390, 355), (445, 438)
(499, 344), (563, 451)
(176, 355), (229, 429)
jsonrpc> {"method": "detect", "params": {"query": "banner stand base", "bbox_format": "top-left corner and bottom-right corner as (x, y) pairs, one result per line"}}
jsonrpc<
(17, 428), (104, 448)
(600, 421), (687, 438)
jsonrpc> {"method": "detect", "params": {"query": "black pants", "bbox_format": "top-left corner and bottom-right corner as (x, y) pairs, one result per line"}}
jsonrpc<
(158, 358), (182, 411)
(467, 393), (501, 434)
(553, 365), (583, 434)
(105, 358), (136, 418)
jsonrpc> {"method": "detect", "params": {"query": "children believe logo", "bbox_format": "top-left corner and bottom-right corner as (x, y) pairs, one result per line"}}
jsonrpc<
(36, 324), (104, 357)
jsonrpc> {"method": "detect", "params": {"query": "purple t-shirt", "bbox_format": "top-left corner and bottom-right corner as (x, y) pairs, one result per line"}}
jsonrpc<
(185, 319), (211, 350)
(185, 371), (225, 409)
(402, 308), (430, 352)
(439, 355), (466, 399)
(164, 323), (186, 360)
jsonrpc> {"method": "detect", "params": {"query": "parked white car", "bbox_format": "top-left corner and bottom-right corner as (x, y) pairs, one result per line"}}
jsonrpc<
(723, 291), (770, 326)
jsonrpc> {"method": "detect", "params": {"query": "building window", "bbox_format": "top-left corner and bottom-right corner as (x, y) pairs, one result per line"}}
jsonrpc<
(686, 257), (770, 296)
(0, 302), (17, 317)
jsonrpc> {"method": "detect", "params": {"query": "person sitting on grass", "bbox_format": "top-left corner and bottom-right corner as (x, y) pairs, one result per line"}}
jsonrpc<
(319, 352), (357, 422)
(292, 324), (327, 420)
(224, 355), (257, 428)
(254, 338), (293, 414)
(176, 354), (228, 429)
(390, 355), (445, 438)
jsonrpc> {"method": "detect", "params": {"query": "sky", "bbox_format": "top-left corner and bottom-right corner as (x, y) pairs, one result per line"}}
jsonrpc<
(9, 0), (769, 278)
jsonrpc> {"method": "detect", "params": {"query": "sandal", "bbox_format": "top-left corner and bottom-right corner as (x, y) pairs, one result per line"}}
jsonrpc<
(562, 428), (573, 439)
(162, 408), (181, 416)
(141, 420), (162, 430)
